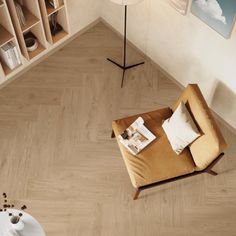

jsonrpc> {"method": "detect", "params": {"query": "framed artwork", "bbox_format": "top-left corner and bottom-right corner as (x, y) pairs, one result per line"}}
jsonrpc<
(169, 0), (189, 15)
(191, 0), (236, 38)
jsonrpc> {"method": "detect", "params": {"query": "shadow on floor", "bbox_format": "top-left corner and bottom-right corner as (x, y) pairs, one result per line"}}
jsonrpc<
(210, 81), (236, 130)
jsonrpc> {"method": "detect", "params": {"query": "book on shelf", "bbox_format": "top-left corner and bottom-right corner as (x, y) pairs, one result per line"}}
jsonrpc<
(14, 1), (26, 27)
(9, 41), (21, 65)
(48, 0), (63, 9)
(0, 42), (21, 70)
(118, 117), (156, 155)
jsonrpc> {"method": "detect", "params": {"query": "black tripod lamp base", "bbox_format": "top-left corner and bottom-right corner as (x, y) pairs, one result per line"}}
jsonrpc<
(107, 58), (145, 88)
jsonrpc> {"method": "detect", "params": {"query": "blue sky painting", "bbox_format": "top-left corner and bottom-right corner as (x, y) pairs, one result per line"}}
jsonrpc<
(191, 0), (236, 38)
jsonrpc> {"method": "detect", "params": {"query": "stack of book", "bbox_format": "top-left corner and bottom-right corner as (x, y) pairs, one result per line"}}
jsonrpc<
(0, 42), (21, 70)
(119, 117), (156, 155)
(48, 0), (63, 9)
(14, 1), (26, 27)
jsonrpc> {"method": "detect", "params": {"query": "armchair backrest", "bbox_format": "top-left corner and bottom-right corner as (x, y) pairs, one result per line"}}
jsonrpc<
(172, 84), (227, 171)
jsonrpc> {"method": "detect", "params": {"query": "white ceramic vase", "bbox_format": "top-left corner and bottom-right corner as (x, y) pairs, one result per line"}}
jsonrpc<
(10, 217), (24, 231)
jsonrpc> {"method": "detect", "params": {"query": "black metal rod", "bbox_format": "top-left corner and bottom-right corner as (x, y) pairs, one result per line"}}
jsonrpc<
(106, 4), (145, 88)
(121, 69), (126, 88)
(125, 61), (145, 70)
(107, 58), (124, 69)
(124, 5), (127, 68)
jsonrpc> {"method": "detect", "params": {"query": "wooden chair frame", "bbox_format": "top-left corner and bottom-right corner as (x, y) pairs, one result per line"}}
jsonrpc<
(111, 130), (224, 200)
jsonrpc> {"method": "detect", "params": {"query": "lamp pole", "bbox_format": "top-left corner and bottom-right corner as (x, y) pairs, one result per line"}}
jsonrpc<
(107, 4), (145, 88)
(122, 5), (127, 87)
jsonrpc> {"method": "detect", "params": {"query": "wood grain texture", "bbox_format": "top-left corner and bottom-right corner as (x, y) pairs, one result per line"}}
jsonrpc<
(0, 22), (236, 236)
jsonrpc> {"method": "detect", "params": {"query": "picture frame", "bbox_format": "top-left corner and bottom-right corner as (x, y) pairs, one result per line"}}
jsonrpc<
(191, 0), (236, 39)
(168, 0), (190, 15)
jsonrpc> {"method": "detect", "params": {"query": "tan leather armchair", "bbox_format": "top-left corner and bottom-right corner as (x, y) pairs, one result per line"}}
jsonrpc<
(111, 84), (227, 200)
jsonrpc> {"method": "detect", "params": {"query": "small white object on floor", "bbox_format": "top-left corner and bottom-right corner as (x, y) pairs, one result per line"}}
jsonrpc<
(0, 210), (45, 236)
(11, 219), (24, 231)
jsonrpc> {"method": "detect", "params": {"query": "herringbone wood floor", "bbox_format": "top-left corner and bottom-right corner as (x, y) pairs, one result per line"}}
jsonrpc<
(0, 22), (236, 236)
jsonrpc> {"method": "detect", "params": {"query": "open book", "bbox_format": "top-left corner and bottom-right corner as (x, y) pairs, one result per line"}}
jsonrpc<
(118, 117), (156, 155)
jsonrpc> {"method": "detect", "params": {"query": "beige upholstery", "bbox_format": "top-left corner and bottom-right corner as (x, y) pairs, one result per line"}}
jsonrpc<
(112, 84), (227, 188)
(172, 84), (227, 171)
(112, 108), (195, 188)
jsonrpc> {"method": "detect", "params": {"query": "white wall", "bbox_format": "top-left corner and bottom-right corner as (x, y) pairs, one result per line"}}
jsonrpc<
(101, 0), (236, 130)
(67, 0), (101, 34)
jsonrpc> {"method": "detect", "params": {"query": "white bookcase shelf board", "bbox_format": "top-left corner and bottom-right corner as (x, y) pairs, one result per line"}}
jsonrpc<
(39, 0), (69, 45)
(6, 0), (47, 61)
(0, 0), (22, 77)
(0, 25), (14, 46)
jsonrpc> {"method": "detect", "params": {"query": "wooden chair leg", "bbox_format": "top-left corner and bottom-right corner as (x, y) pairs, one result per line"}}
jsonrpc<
(206, 170), (218, 176)
(133, 188), (141, 200)
(111, 130), (115, 138)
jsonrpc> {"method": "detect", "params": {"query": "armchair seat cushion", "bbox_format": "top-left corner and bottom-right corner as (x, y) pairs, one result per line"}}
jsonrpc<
(112, 108), (196, 188)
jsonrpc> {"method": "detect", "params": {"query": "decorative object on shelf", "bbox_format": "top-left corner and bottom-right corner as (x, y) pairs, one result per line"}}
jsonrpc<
(0, 41), (21, 69)
(24, 31), (38, 52)
(0, 192), (27, 231)
(14, 0), (26, 27)
(191, 0), (236, 38)
(107, 0), (145, 88)
(49, 12), (63, 36)
(168, 0), (189, 15)
(48, 0), (63, 9)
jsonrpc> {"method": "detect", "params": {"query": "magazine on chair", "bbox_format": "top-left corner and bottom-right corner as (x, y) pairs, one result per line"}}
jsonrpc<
(118, 117), (156, 155)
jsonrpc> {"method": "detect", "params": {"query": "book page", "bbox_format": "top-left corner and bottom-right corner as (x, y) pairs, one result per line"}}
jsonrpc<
(118, 117), (156, 155)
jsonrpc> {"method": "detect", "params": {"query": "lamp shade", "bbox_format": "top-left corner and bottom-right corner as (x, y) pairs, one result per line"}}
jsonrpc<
(110, 0), (143, 5)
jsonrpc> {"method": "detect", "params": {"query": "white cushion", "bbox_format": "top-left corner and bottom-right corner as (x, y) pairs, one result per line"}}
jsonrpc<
(162, 102), (200, 155)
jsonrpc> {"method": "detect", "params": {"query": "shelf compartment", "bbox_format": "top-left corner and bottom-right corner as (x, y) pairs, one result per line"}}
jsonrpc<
(26, 23), (46, 60)
(52, 29), (67, 43)
(7, 0), (48, 61)
(28, 42), (45, 59)
(1, 60), (21, 76)
(49, 6), (68, 44)
(21, 7), (40, 33)
(46, 1), (65, 16)
(0, 24), (14, 47)
(39, 0), (69, 44)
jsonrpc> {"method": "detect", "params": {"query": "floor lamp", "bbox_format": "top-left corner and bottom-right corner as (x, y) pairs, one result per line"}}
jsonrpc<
(107, 0), (145, 88)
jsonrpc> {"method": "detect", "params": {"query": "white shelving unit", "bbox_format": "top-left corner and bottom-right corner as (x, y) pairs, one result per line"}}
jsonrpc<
(6, 0), (48, 60)
(0, 0), (22, 80)
(0, 0), (70, 83)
